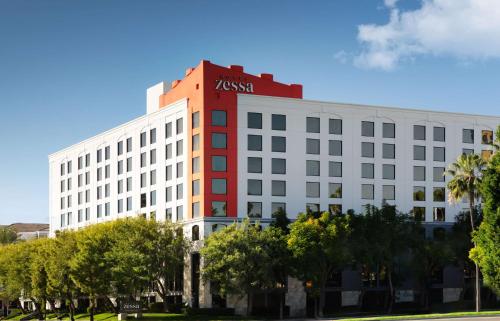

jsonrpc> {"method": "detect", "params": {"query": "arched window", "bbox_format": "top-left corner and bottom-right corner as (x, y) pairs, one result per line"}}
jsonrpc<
(192, 225), (200, 241)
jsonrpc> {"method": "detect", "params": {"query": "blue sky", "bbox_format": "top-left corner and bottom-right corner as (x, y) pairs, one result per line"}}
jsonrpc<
(1, 0), (499, 224)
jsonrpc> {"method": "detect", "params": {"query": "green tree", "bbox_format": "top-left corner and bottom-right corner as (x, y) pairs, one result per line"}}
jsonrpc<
(446, 153), (486, 311)
(287, 211), (352, 317)
(30, 238), (53, 318)
(69, 223), (113, 321)
(45, 231), (79, 321)
(201, 220), (288, 316)
(148, 221), (190, 312)
(0, 227), (17, 245)
(471, 148), (500, 294)
(411, 227), (454, 311)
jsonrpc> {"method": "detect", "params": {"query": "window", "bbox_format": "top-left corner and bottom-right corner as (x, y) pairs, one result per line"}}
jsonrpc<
(329, 183), (342, 198)
(192, 202), (200, 220)
(306, 182), (320, 198)
(434, 147), (445, 162)
(166, 187), (172, 202)
(165, 122), (172, 138)
(248, 157), (262, 173)
(482, 150), (493, 161)
(97, 149), (102, 163)
(118, 179), (123, 194)
(272, 203), (286, 215)
(414, 145), (426, 160)
(150, 149), (156, 165)
(212, 201), (227, 217)
(382, 164), (395, 180)
(140, 152), (146, 167)
(272, 180), (286, 196)
(413, 207), (425, 221)
(383, 123), (395, 138)
(248, 135), (262, 151)
(97, 186), (102, 200)
(140, 193), (147, 208)
(67, 161), (72, 174)
(60, 197), (65, 209)
(463, 129), (474, 144)
(61, 180), (66, 192)
(306, 203), (320, 213)
(85, 172), (90, 184)
(126, 157), (132, 172)
(176, 162), (183, 178)
(85, 189), (90, 202)
(247, 202), (262, 218)
(192, 134), (200, 151)
(272, 158), (286, 174)
(272, 136), (286, 152)
(176, 118), (183, 134)
(78, 209), (83, 223)
(329, 161), (342, 177)
(272, 114), (286, 130)
(482, 130), (493, 144)
(97, 204), (102, 218)
(212, 133), (227, 149)
(306, 117), (320, 133)
(413, 186), (425, 201)
(140, 173), (146, 188)
(126, 177), (132, 192)
(434, 127), (445, 142)
(306, 138), (320, 154)
(414, 125), (426, 140)
(361, 142), (374, 158)
(118, 160), (123, 175)
(192, 112), (200, 129)
(140, 132), (147, 148)
(165, 208), (172, 221)
(166, 165), (172, 181)
(383, 143), (395, 159)
(165, 143), (172, 159)
(105, 183), (110, 197)
(248, 179), (262, 195)
(105, 146), (110, 160)
(192, 157), (200, 173)
(105, 202), (110, 216)
(192, 179), (200, 196)
(126, 197), (132, 211)
(176, 140), (183, 156)
(306, 160), (320, 176)
(118, 141), (123, 155)
(78, 174), (83, 187)
(248, 112), (262, 129)
(329, 204), (342, 215)
(361, 184), (374, 200)
(463, 148), (474, 155)
(433, 167), (445, 182)
(433, 207), (445, 221)
(414, 166), (426, 181)
(383, 185), (395, 200)
(361, 121), (374, 137)
(85, 153), (90, 167)
(176, 183), (183, 200)
(78, 156), (83, 170)
(212, 156), (227, 171)
(329, 140), (342, 156)
(361, 163), (374, 179)
(150, 170), (157, 185)
(212, 110), (227, 126)
(329, 119), (342, 135)
(126, 137), (132, 153)
(176, 205), (183, 221)
(212, 178), (227, 194)
(433, 187), (445, 202)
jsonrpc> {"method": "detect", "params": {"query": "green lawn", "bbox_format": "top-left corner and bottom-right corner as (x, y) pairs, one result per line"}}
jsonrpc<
(43, 313), (246, 321)
(339, 310), (500, 321)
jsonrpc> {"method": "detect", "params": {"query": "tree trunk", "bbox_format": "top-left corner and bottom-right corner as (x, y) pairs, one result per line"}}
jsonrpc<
(69, 299), (76, 321)
(387, 269), (394, 314)
(469, 195), (481, 312)
(318, 284), (325, 318)
(89, 297), (95, 321)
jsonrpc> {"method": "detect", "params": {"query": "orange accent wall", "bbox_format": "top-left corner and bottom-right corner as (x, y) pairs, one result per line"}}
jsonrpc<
(159, 60), (302, 219)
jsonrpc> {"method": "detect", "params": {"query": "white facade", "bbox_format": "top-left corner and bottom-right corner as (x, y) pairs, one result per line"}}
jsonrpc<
(237, 94), (499, 223)
(49, 99), (188, 236)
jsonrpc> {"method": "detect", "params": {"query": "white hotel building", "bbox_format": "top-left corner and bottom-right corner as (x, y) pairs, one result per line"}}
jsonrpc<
(48, 60), (499, 314)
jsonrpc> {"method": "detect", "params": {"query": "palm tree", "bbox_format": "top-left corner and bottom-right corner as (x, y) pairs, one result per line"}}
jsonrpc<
(445, 153), (486, 312)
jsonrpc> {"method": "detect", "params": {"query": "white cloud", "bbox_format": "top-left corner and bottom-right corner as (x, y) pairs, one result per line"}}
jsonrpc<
(354, 0), (500, 70)
(333, 50), (349, 64)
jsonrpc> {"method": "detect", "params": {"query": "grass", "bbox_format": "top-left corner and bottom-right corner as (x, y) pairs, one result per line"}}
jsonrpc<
(43, 312), (247, 321)
(339, 310), (500, 320)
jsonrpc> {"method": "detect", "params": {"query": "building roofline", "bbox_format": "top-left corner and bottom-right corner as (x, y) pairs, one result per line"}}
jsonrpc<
(238, 94), (500, 120)
(48, 98), (188, 160)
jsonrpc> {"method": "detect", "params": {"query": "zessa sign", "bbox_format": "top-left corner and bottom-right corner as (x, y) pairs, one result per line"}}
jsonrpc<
(215, 78), (254, 93)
